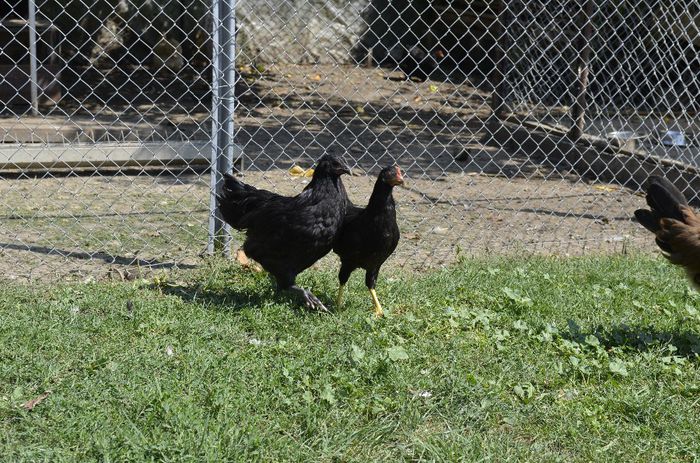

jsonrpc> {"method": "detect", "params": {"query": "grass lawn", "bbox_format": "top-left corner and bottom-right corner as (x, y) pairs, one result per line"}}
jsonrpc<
(2, 255), (700, 461)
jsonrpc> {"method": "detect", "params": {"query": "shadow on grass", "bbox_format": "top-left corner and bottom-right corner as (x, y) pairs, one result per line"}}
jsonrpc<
(158, 278), (335, 316)
(565, 319), (700, 358)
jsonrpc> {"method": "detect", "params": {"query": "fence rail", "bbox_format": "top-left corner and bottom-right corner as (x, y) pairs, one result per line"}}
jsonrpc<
(0, 0), (698, 281)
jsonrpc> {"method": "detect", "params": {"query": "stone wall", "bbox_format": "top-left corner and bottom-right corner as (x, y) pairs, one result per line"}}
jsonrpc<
(236, 0), (372, 64)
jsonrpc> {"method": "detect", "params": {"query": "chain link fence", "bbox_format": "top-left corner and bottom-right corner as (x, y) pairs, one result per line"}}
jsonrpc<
(0, 0), (698, 281)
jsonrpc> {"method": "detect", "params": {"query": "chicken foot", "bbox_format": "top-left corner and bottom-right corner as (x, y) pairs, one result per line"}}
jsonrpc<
(369, 289), (384, 317)
(286, 285), (329, 313)
(336, 285), (346, 307)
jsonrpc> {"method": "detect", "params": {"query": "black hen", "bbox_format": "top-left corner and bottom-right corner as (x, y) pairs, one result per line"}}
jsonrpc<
(217, 154), (351, 311)
(333, 165), (403, 316)
(398, 45), (444, 82)
(634, 176), (700, 289)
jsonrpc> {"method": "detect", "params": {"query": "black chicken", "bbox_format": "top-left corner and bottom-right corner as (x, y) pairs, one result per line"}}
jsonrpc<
(333, 165), (403, 316)
(397, 45), (444, 82)
(634, 175), (700, 289)
(217, 154), (351, 311)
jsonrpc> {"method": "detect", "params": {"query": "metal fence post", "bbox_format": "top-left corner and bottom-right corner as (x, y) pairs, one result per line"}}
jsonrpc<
(491, 0), (511, 119)
(208, 0), (236, 256)
(569, 0), (594, 140)
(28, 0), (39, 115)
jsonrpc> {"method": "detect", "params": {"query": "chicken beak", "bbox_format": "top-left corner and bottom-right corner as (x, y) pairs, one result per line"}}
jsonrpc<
(389, 166), (404, 186)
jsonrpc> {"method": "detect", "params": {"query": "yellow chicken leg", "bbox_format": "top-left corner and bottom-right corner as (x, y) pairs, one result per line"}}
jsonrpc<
(369, 289), (384, 317)
(336, 284), (346, 307)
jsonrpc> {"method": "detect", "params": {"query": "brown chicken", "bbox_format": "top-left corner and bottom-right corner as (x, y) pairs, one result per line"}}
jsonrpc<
(634, 175), (700, 289)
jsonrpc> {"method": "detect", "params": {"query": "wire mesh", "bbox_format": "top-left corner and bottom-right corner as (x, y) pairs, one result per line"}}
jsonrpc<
(0, 0), (697, 281)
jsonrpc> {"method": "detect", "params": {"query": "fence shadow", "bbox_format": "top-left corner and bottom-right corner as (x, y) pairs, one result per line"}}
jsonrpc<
(0, 242), (195, 269)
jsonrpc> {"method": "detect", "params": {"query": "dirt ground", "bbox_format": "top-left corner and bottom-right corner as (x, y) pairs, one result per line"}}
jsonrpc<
(0, 168), (654, 283)
(0, 64), (659, 282)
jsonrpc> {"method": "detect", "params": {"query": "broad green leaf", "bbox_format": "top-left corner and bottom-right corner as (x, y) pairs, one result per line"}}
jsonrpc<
(387, 346), (409, 362)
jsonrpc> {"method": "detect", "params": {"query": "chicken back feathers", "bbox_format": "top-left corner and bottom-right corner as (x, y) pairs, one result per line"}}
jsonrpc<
(634, 175), (700, 289)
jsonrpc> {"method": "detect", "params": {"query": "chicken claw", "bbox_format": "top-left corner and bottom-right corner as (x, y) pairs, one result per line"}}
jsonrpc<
(289, 286), (329, 313)
(303, 289), (329, 313)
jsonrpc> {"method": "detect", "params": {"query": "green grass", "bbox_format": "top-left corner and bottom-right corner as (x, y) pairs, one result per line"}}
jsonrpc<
(2, 255), (700, 461)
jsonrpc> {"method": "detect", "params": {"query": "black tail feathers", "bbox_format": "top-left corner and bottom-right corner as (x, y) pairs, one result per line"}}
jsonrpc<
(634, 176), (688, 233)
